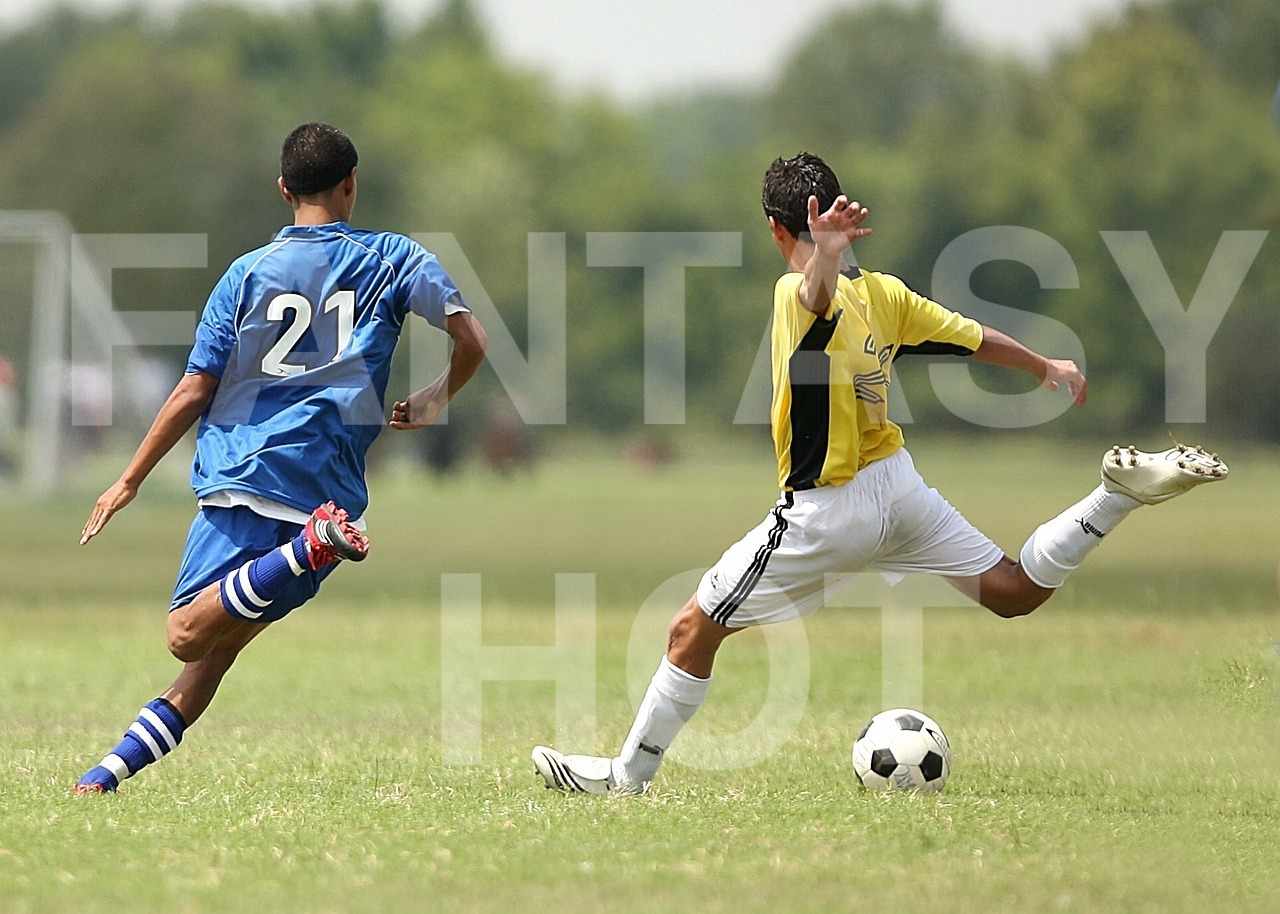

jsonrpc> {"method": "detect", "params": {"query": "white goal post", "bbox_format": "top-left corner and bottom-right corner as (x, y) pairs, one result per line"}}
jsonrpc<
(0, 211), (180, 495)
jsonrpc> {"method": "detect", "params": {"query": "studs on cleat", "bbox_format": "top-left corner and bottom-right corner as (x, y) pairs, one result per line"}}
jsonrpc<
(1101, 441), (1228, 504)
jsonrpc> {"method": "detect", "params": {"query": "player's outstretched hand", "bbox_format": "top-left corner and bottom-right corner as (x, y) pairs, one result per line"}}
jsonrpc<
(80, 479), (137, 545)
(1042, 358), (1087, 406)
(388, 378), (449, 430)
(807, 194), (872, 256)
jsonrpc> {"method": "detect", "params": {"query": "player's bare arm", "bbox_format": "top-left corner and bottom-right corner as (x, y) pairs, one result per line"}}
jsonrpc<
(80, 371), (220, 545)
(388, 310), (487, 430)
(798, 194), (872, 314)
(974, 325), (1087, 406)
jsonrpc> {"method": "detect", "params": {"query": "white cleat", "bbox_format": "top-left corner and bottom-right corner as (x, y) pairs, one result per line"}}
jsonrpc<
(531, 746), (646, 796)
(1101, 443), (1228, 505)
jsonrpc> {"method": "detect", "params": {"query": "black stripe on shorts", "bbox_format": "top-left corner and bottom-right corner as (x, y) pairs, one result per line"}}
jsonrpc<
(710, 492), (794, 626)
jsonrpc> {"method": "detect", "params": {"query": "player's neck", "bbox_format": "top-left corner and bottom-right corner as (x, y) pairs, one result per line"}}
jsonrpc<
(292, 203), (349, 227)
(785, 239), (814, 273)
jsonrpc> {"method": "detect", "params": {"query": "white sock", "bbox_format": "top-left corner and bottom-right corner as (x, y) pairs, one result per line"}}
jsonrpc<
(1020, 485), (1141, 588)
(612, 656), (711, 786)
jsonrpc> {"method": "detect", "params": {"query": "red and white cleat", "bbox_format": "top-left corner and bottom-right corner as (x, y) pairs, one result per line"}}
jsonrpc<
(302, 501), (370, 569)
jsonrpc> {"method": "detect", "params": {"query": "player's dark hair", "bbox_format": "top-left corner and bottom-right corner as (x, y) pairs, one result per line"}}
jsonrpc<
(280, 123), (359, 197)
(761, 152), (844, 239)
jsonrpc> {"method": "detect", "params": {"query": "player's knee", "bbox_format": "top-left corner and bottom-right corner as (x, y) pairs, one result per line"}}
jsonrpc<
(666, 598), (721, 653)
(666, 603), (698, 653)
(982, 587), (1051, 619)
(166, 614), (206, 662)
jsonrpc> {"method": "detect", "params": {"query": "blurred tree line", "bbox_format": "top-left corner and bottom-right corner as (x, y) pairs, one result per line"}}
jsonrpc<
(0, 0), (1276, 442)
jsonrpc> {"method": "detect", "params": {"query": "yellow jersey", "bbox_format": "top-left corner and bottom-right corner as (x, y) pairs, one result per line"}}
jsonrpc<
(771, 268), (983, 491)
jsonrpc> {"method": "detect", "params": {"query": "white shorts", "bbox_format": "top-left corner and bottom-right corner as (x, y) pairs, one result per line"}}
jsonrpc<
(696, 449), (1005, 628)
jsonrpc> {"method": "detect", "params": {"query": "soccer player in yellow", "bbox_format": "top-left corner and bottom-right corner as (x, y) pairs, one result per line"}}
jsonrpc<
(532, 152), (1227, 795)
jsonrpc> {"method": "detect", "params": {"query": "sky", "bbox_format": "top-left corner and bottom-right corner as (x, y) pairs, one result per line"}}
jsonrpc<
(0, 0), (1133, 98)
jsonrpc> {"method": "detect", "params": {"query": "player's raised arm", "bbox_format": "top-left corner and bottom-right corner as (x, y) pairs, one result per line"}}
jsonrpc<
(798, 194), (872, 315)
(974, 326), (1087, 406)
(80, 371), (219, 545)
(389, 311), (487, 430)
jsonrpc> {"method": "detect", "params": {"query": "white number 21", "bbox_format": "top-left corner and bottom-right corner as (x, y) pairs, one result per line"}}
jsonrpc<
(261, 291), (355, 377)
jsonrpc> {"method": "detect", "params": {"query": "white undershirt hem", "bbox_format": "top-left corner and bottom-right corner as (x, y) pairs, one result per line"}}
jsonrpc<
(197, 489), (368, 531)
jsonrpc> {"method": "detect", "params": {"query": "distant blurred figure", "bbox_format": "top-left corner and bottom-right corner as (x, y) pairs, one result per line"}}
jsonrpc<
(66, 362), (112, 459)
(0, 356), (16, 476)
(623, 433), (677, 470)
(482, 399), (534, 476)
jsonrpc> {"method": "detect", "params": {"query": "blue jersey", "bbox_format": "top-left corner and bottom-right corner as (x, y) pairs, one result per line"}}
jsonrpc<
(186, 221), (464, 518)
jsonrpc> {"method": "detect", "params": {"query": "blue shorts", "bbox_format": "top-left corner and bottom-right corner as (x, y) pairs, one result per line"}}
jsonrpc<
(171, 506), (336, 623)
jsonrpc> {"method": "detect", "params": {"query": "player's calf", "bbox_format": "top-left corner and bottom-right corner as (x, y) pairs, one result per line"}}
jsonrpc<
(219, 501), (368, 624)
(534, 597), (730, 795)
(75, 698), (187, 794)
(79, 623), (266, 794)
(972, 557), (1053, 618)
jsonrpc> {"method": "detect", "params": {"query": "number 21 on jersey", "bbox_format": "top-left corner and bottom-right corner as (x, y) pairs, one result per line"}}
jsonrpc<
(261, 290), (355, 377)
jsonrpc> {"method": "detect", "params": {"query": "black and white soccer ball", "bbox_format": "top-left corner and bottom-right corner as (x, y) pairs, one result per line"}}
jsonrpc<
(851, 708), (951, 793)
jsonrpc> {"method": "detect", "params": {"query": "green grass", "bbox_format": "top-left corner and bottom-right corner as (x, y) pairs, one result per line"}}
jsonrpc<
(1, 433), (1277, 913)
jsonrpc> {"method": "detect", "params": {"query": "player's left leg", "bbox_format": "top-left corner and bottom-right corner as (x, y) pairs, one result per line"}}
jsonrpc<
(75, 501), (369, 794)
(533, 596), (735, 796)
(74, 623), (268, 794)
(534, 483), (871, 795)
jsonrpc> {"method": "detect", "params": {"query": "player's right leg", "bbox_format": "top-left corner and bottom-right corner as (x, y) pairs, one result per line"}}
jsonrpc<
(168, 500), (368, 661)
(1015, 443), (1227, 594)
(887, 443), (1228, 616)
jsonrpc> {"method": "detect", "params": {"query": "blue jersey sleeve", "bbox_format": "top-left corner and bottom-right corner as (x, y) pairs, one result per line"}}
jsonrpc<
(401, 246), (467, 330)
(186, 266), (241, 377)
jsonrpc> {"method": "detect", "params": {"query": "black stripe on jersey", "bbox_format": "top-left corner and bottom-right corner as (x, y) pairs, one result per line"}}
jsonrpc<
(893, 341), (977, 360)
(711, 492), (794, 626)
(784, 309), (843, 492)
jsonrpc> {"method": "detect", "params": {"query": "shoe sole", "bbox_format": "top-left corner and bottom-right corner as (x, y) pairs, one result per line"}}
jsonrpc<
(1101, 445), (1228, 505)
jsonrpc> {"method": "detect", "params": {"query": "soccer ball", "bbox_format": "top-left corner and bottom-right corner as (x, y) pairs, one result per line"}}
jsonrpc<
(851, 708), (951, 793)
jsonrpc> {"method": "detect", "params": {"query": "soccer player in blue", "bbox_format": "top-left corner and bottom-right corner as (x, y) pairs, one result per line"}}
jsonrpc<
(73, 123), (487, 793)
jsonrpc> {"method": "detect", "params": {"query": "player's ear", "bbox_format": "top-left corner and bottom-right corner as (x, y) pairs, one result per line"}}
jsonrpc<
(343, 170), (357, 216)
(277, 176), (296, 209)
(768, 216), (788, 244)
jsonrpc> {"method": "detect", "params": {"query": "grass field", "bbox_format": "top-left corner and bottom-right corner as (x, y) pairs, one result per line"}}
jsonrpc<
(1, 433), (1277, 913)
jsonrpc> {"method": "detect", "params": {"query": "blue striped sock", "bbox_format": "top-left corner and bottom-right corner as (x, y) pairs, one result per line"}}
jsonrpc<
(77, 698), (187, 792)
(219, 537), (309, 621)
